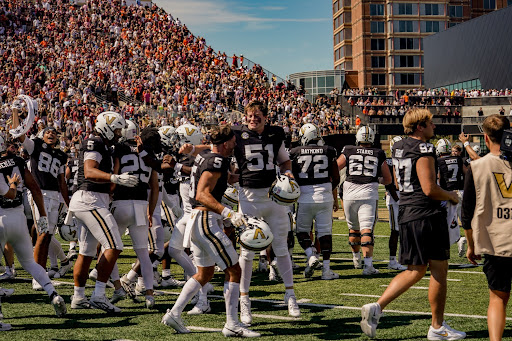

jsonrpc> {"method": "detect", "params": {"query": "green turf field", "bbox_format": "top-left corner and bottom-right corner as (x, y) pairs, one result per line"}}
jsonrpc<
(0, 215), (509, 341)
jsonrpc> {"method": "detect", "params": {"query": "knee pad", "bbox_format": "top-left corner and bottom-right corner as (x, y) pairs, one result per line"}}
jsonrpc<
(150, 251), (164, 263)
(348, 232), (361, 246)
(240, 247), (255, 261)
(361, 232), (374, 246)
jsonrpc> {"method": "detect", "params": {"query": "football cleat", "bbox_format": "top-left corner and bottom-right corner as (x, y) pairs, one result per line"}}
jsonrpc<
(284, 293), (301, 317)
(0, 272), (15, 282)
(145, 295), (156, 309)
(353, 253), (362, 269)
(135, 282), (146, 296)
(187, 300), (211, 315)
(90, 294), (121, 314)
(0, 322), (12, 331)
(362, 266), (380, 276)
(47, 267), (59, 279)
(321, 269), (340, 280)
(269, 264), (279, 282)
(120, 275), (136, 298)
(0, 287), (14, 297)
(70, 295), (91, 309)
(257, 258), (268, 273)
(361, 302), (382, 338)
(162, 310), (191, 334)
(388, 261), (407, 271)
(51, 295), (67, 317)
(54, 261), (73, 279)
(222, 323), (261, 338)
(160, 275), (186, 288)
(67, 248), (78, 261)
(457, 237), (467, 258)
(240, 297), (252, 325)
(427, 321), (466, 340)
(110, 287), (127, 304)
(304, 255), (319, 278)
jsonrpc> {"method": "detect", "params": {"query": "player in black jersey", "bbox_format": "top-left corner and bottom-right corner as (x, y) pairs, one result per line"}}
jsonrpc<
(162, 125), (260, 337)
(64, 147), (80, 259)
(12, 109), (71, 290)
(0, 136), (67, 318)
(361, 109), (465, 340)
(290, 123), (340, 280)
(337, 126), (391, 275)
(68, 112), (139, 314)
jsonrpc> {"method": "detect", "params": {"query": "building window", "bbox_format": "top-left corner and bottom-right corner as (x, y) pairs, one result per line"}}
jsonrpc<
(335, 47), (344, 61)
(334, 14), (342, 30)
(398, 20), (414, 32)
(333, 0), (339, 13)
(398, 3), (413, 15)
(371, 22), (385, 33)
(424, 4), (440, 15)
(396, 37), (418, 50)
(395, 55), (418, 67)
(370, 39), (385, 50)
(370, 4), (384, 16)
(425, 21), (440, 32)
(484, 0), (496, 9)
(449, 6), (463, 17)
(371, 56), (386, 68)
(334, 31), (344, 45)
(395, 73), (420, 85)
(372, 74), (386, 85)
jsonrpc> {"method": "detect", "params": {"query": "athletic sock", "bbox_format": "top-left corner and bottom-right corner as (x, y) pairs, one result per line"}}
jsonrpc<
(364, 257), (373, 268)
(127, 269), (138, 282)
(162, 269), (171, 277)
(323, 260), (330, 271)
(171, 278), (201, 316)
(390, 256), (397, 262)
(94, 281), (107, 296)
(224, 281), (240, 327)
(74, 286), (86, 299)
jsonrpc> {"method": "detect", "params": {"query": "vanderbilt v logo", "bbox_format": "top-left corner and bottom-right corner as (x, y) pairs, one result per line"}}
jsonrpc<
(162, 128), (170, 134)
(253, 228), (265, 240)
(493, 172), (512, 198)
(105, 115), (116, 125)
(185, 127), (196, 135)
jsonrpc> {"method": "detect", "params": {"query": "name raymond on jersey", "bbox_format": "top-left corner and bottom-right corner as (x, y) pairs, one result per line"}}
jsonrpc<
(300, 148), (324, 154)
(0, 159), (15, 169)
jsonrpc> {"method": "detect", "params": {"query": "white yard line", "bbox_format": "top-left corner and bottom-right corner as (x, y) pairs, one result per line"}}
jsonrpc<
(421, 278), (461, 282)
(340, 293), (381, 298)
(188, 326), (223, 332)
(381, 285), (429, 290)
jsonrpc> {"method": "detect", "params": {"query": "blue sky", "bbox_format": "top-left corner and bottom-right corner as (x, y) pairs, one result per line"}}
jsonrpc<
(154, 0), (333, 78)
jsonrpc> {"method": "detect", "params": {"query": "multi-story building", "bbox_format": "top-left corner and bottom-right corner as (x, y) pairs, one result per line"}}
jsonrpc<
(333, 0), (511, 91)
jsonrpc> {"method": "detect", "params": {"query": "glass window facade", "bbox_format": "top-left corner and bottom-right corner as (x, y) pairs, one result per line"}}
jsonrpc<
(422, 21), (442, 32)
(396, 20), (417, 32)
(371, 21), (385, 33)
(371, 39), (385, 50)
(371, 56), (386, 68)
(449, 6), (463, 17)
(394, 73), (421, 85)
(394, 37), (420, 50)
(372, 74), (386, 85)
(423, 4), (441, 15)
(436, 79), (482, 92)
(394, 55), (420, 67)
(484, 0), (496, 9)
(370, 4), (384, 16)
(289, 71), (345, 102)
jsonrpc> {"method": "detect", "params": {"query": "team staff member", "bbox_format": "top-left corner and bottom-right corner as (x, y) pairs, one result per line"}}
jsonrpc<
(462, 115), (512, 341)
(360, 108), (465, 340)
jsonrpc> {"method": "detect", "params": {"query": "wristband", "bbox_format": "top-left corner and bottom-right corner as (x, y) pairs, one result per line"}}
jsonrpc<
(463, 142), (470, 148)
(221, 207), (233, 219)
(174, 162), (183, 173)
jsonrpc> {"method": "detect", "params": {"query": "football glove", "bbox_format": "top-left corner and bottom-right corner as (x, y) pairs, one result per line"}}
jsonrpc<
(37, 216), (49, 234)
(111, 172), (139, 187)
(221, 208), (246, 228)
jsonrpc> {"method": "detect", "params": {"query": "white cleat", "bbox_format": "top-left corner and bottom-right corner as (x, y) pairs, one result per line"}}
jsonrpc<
(160, 275), (186, 288)
(0, 287), (14, 297)
(51, 295), (67, 317)
(222, 323), (261, 337)
(0, 272), (15, 282)
(240, 297), (252, 325)
(362, 266), (379, 276)
(135, 282), (146, 296)
(145, 295), (156, 309)
(361, 302), (382, 338)
(457, 237), (467, 258)
(284, 293), (301, 317)
(161, 310), (191, 334)
(353, 253), (362, 269)
(269, 264), (279, 282)
(387, 260), (407, 271)
(321, 269), (340, 280)
(67, 248), (78, 260)
(54, 261), (73, 279)
(90, 294), (121, 314)
(120, 275), (136, 298)
(47, 268), (59, 279)
(70, 295), (91, 309)
(0, 322), (12, 331)
(304, 254), (319, 278)
(427, 321), (466, 340)
(187, 300), (211, 315)
(257, 258), (268, 273)
(110, 287), (127, 304)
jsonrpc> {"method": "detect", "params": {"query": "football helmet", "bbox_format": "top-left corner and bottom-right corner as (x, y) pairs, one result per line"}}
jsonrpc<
(472, 144), (481, 155)
(299, 123), (323, 146)
(0, 135), (5, 153)
(268, 175), (301, 206)
(176, 124), (203, 146)
(94, 112), (126, 141)
(389, 136), (403, 153)
(356, 126), (375, 144)
(221, 184), (239, 209)
(436, 138), (451, 156)
(158, 125), (177, 147)
(59, 223), (78, 242)
(121, 120), (139, 142)
(238, 216), (274, 251)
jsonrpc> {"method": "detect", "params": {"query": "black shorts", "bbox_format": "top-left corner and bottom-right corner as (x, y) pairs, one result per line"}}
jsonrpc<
(483, 255), (512, 293)
(399, 213), (450, 266)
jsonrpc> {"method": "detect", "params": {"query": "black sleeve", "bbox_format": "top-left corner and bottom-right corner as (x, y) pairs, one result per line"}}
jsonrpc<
(461, 165), (476, 230)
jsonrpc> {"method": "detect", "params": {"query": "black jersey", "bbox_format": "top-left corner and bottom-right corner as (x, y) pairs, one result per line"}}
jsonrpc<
(342, 145), (386, 184)
(163, 172), (180, 195)
(290, 144), (337, 186)
(28, 138), (67, 191)
(76, 136), (113, 194)
(177, 154), (195, 181)
(113, 141), (152, 201)
(189, 150), (230, 209)
(67, 157), (79, 193)
(0, 155), (25, 208)
(233, 125), (285, 188)
(392, 137), (442, 223)
(437, 155), (464, 191)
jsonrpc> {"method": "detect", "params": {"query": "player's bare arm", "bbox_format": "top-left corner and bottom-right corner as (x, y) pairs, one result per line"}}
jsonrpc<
(195, 170), (226, 215)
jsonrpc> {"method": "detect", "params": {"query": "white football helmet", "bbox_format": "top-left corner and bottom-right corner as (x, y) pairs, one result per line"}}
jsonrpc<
(356, 126), (375, 145)
(0, 135), (5, 153)
(472, 144), (481, 155)
(238, 216), (274, 251)
(121, 120), (139, 142)
(299, 123), (323, 146)
(436, 138), (451, 156)
(95, 112), (126, 141)
(221, 184), (239, 209)
(389, 136), (403, 153)
(268, 175), (301, 206)
(158, 125), (177, 147)
(176, 124), (203, 146)
(59, 223), (78, 242)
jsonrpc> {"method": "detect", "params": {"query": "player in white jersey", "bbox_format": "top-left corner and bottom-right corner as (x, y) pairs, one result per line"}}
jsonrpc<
(337, 126), (392, 275)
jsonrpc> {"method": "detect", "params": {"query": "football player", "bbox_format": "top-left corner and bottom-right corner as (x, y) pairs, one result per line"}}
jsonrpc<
(0, 136), (66, 318)
(459, 133), (482, 166)
(386, 136), (407, 271)
(361, 108), (465, 340)
(12, 109), (71, 290)
(68, 112), (138, 313)
(162, 125), (260, 337)
(64, 146), (80, 260)
(290, 123), (340, 280)
(337, 126), (391, 275)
